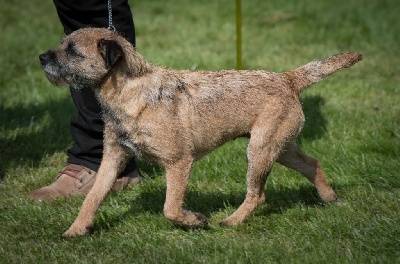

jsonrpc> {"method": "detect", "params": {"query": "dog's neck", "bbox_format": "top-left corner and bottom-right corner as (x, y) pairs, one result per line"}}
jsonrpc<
(119, 42), (154, 78)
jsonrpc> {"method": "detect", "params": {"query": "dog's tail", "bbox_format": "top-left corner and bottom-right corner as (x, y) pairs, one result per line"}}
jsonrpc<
(284, 52), (362, 94)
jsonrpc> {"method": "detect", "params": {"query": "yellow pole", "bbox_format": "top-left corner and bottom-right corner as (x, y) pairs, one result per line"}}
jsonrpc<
(236, 0), (242, 70)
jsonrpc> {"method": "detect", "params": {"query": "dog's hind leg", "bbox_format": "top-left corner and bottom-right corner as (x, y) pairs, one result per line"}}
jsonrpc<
(219, 133), (274, 226)
(277, 141), (338, 203)
(163, 157), (208, 228)
(220, 101), (302, 226)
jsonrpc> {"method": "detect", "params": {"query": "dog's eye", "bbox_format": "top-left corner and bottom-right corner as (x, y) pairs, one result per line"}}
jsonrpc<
(66, 43), (84, 58)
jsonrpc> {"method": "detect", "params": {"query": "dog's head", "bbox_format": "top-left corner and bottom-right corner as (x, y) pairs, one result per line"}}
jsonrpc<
(39, 28), (146, 89)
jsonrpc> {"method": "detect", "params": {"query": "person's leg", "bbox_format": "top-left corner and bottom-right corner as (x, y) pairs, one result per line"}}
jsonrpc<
(29, 0), (139, 201)
(54, 0), (136, 44)
(60, 0), (137, 174)
(67, 87), (104, 172)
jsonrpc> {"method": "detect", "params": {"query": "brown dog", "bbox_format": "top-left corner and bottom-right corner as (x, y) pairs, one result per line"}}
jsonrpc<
(38, 28), (362, 237)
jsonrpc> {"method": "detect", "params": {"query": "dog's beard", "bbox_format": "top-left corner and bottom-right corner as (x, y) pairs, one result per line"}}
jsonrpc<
(41, 63), (70, 87)
(43, 71), (69, 87)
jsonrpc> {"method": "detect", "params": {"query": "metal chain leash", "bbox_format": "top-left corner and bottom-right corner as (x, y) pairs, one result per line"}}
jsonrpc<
(108, 0), (116, 31)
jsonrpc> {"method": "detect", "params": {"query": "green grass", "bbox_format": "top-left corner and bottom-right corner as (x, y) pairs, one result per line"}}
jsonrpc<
(1, 0), (399, 263)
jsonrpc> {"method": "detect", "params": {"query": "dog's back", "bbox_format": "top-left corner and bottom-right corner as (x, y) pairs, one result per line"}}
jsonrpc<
(173, 52), (362, 157)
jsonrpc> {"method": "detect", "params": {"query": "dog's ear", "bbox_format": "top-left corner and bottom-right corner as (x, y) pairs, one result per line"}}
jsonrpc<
(97, 39), (123, 69)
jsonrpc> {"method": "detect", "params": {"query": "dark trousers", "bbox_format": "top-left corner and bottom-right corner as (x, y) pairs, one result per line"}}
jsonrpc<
(53, 0), (137, 175)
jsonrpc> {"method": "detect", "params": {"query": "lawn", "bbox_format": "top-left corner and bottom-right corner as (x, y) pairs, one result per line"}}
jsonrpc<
(0, 0), (399, 263)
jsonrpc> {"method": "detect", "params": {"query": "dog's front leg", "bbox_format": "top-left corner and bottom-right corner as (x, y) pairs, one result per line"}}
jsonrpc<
(62, 126), (129, 238)
(163, 158), (208, 228)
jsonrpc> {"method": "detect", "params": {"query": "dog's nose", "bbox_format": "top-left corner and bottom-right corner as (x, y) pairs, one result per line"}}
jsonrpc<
(39, 51), (52, 66)
(39, 53), (47, 66)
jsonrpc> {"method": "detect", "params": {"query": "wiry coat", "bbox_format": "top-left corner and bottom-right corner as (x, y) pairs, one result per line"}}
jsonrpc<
(38, 28), (362, 237)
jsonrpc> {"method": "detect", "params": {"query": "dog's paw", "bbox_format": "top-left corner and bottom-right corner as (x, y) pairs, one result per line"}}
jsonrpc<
(169, 210), (208, 229)
(319, 191), (340, 204)
(190, 211), (208, 227)
(62, 225), (90, 238)
(219, 215), (244, 227)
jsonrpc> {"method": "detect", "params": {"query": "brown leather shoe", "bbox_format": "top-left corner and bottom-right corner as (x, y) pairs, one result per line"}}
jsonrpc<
(112, 169), (141, 193)
(28, 163), (141, 201)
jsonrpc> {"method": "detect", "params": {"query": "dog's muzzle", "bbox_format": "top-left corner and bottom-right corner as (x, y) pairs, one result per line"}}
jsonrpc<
(39, 50), (69, 86)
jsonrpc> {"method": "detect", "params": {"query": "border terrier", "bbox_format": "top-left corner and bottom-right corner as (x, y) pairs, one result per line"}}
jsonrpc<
(38, 28), (362, 237)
